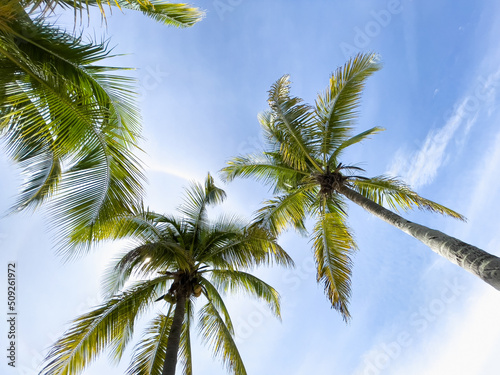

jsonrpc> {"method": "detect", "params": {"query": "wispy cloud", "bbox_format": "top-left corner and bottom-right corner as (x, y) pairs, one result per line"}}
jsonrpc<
(390, 111), (465, 189)
(389, 71), (500, 189)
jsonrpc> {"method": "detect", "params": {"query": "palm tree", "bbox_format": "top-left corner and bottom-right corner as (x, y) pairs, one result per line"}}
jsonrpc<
(221, 53), (500, 321)
(0, 0), (203, 253)
(39, 174), (293, 375)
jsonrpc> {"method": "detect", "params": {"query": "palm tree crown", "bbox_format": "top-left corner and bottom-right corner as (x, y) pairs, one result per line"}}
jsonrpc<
(39, 174), (293, 375)
(221, 53), (465, 321)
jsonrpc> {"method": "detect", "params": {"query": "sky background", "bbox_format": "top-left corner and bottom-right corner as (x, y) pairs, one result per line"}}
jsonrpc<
(2, 0), (500, 374)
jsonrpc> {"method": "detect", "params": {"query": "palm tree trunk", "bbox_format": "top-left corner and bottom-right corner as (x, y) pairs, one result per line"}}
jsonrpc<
(162, 292), (187, 375)
(338, 185), (500, 290)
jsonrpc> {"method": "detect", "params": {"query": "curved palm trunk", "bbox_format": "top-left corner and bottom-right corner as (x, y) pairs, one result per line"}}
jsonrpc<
(338, 185), (500, 290)
(162, 292), (187, 375)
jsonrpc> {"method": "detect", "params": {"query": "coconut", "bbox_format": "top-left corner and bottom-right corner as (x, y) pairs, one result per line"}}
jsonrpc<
(193, 284), (202, 297)
(163, 294), (176, 304)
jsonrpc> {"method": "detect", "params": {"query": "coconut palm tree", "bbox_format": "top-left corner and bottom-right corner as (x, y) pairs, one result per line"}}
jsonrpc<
(39, 174), (293, 375)
(0, 1), (203, 253)
(221, 53), (500, 321)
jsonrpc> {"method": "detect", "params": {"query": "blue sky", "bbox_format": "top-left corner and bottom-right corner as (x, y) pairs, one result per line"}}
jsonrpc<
(2, 0), (500, 374)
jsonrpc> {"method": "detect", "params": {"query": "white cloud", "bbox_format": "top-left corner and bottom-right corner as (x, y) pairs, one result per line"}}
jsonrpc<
(391, 111), (464, 189)
(389, 71), (500, 189)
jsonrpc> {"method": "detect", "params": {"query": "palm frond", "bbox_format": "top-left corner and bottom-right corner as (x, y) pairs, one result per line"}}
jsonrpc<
(39, 276), (169, 375)
(312, 204), (357, 322)
(178, 173), (226, 226)
(220, 153), (307, 189)
(117, 241), (190, 275)
(242, 224), (295, 267)
(27, 0), (204, 28)
(126, 312), (172, 375)
(2, 124), (62, 210)
(314, 52), (381, 155)
(101, 243), (183, 297)
(199, 276), (234, 334)
(109, 1), (204, 28)
(199, 221), (294, 270)
(194, 215), (243, 264)
(0, 1), (19, 32)
(328, 126), (385, 166)
(209, 270), (281, 318)
(351, 176), (466, 220)
(253, 185), (316, 236)
(268, 75), (322, 172)
(52, 133), (145, 256)
(106, 208), (174, 242)
(259, 108), (314, 173)
(0, 16), (145, 253)
(198, 300), (246, 375)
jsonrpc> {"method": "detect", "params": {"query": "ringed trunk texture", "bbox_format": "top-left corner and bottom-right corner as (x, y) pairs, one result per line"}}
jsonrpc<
(162, 292), (187, 375)
(339, 185), (500, 291)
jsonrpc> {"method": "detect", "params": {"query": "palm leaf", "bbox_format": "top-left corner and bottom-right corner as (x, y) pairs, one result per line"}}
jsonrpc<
(0, 15), (145, 254)
(198, 300), (246, 375)
(198, 220), (294, 269)
(252, 187), (313, 236)
(39, 276), (169, 375)
(2, 122), (62, 210)
(126, 312), (172, 375)
(268, 75), (322, 172)
(26, 0), (204, 28)
(351, 176), (466, 220)
(315, 53), (381, 155)
(107, 208), (171, 242)
(221, 153), (308, 188)
(312, 203), (357, 322)
(107, 1), (204, 28)
(328, 126), (385, 166)
(101, 243), (185, 297)
(209, 270), (281, 318)
(178, 173), (226, 227)
(199, 276), (235, 334)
